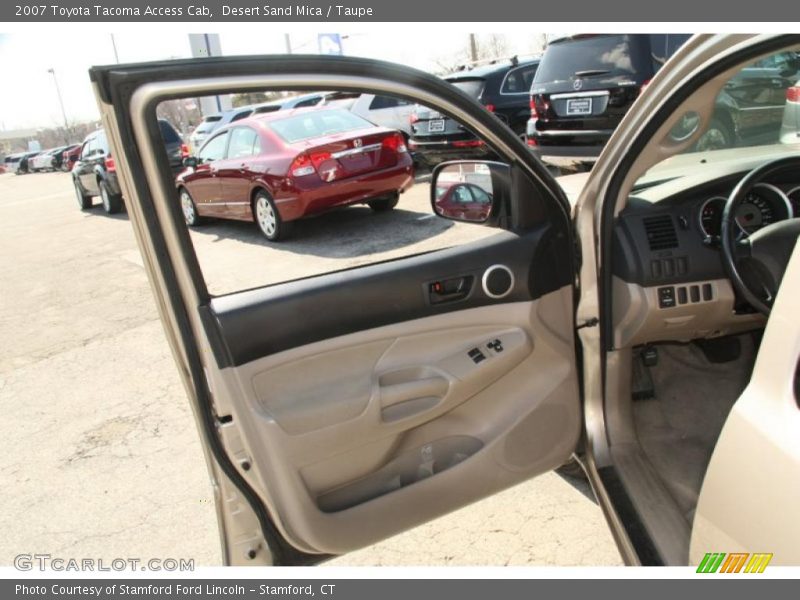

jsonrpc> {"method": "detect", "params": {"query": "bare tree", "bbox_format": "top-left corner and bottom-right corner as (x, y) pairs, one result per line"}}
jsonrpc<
(432, 33), (513, 75)
(157, 99), (203, 137)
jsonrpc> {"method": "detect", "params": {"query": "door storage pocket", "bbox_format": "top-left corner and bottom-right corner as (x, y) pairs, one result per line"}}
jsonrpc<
(316, 435), (483, 512)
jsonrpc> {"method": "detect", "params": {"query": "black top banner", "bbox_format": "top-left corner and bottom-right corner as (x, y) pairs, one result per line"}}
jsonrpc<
(1, 0), (795, 22)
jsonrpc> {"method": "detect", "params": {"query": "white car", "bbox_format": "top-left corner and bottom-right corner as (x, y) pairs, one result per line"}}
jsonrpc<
(28, 146), (66, 172)
(347, 93), (415, 138)
(93, 34), (800, 567)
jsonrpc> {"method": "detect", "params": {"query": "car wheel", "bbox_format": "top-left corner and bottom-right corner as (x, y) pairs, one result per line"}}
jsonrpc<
(253, 191), (292, 241)
(179, 188), (202, 227)
(694, 117), (734, 152)
(367, 193), (399, 212)
(74, 178), (92, 210)
(99, 180), (123, 214)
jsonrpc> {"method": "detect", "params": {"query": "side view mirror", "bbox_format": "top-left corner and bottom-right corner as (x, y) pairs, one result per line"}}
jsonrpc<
(182, 156), (198, 169)
(430, 160), (509, 224)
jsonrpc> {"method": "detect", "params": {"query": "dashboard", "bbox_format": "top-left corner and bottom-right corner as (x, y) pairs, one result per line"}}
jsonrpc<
(698, 183), (800, 239)
(610, 155), (799, 348)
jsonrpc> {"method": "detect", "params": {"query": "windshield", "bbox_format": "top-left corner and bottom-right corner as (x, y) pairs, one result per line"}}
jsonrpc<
(269, 109), (373, 143)
(637, 50), (800, 183)
(535, 34), (650, 84)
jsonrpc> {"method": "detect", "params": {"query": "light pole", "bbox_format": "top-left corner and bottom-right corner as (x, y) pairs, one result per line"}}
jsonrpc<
(47, 68), (70, 144)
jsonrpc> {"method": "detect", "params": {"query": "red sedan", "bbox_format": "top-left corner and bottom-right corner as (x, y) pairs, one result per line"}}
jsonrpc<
(176, 107), (414, 240)
(62, 145), (82, 172)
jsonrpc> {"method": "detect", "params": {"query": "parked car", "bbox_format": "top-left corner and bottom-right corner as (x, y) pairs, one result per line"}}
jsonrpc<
(157, 118), (190, 174)
(342, 93), (415, 138)
(61, 144), (82, 171)
(72, 128), (124, 214)
(527, 34), (691, 167)
(690, 52), (800, 151)
(177, 107), (414, 240)
(189, 114), (223, 151)
(3, 153), (24, 173)
(250, 92), (329, 115)
(434, 180), (493, 221)
(410, 56), (540, 167)
(53, 144), (81, 171)
(15, 151), (41, 174)
(29, 146), (68, 172)
(780, 79), (800, 145)
(188, 105), (258, 150)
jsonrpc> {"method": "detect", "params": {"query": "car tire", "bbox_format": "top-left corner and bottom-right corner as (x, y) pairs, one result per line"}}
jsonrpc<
(253, 190), (292, 241)
(99, 180), (123, 215)
(179, 188), (202, 227)
(694, 117), (734, 152)
(367, 193), (399, 212)
(74, 178), (92, 210)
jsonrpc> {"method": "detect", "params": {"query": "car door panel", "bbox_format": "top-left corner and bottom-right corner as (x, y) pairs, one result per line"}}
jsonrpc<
(200, 225), (579, 554)
(210, 228), (563, 364)
(209, 288), (579, 554)
(90, 54), (579, 564)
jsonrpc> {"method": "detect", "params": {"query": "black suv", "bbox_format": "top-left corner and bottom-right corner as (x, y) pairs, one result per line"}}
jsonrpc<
(72, 128), (124, 214)
(527, 34), (690, 167)
(410, 57), (540, 167)
(73, 119), (185, 214)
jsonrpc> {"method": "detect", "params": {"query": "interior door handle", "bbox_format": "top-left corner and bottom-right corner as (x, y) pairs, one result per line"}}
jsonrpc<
(428, 275), (474, 304)
(377, 369), (449, 423)
(379, 376), (449, 409)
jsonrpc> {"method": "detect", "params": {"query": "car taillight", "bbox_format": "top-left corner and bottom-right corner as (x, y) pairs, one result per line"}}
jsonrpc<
(452, 140), (484, 148)
(485, 104), (496, 113)
(289, 154), (315, 177)
(529, 98), (538, 119)
(382, 132), (408, 153)
(787, 86), (800, 102)
(105, 155), (116, 172)
(309, 150), (332, 170)
(526, 136), (538, 147)
(180, 143), (190, 158)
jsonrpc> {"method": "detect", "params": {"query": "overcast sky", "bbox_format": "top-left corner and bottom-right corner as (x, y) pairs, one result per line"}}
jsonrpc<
(0, 31), (549, 131)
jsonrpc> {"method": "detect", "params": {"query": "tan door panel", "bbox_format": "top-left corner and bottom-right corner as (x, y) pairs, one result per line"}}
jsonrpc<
(210, 289), (580, 555)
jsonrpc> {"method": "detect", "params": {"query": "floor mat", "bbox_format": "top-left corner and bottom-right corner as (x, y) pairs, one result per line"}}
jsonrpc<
(632, 335), (756, 522)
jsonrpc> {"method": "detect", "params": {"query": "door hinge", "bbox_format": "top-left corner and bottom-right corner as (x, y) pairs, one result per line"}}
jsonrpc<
(576, 317), (599, 330)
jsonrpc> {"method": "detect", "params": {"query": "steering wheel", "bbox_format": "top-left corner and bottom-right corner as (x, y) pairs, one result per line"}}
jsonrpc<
(721, 156), (800, 317)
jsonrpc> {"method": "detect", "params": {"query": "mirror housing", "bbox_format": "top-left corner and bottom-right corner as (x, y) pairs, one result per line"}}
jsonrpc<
(430, 160), (510, 225)
(182, 156), (198, 169)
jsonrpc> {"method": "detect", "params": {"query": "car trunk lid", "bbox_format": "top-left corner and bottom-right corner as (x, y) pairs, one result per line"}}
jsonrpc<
(289, 128), (406, 182)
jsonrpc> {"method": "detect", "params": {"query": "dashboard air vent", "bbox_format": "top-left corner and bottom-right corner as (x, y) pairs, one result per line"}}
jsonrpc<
(643, 215), (678, 251)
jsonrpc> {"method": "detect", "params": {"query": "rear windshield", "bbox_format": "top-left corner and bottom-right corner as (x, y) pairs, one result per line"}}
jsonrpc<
(446, 78), (485, 99)
(269, 109), (373, 143)
(158, 120), (181, 143)
(535, 35), (650, 84)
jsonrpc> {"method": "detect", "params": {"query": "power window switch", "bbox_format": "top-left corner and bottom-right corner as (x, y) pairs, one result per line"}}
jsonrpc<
(467, 347), (486, 364)
(487, 339), (504, 353)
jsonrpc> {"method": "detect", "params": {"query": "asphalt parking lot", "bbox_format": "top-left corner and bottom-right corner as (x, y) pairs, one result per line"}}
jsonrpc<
(0, 170), (622, 567)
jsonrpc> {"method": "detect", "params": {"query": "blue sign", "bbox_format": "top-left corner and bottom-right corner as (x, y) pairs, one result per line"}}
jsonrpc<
(318, 33), (343, 56)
